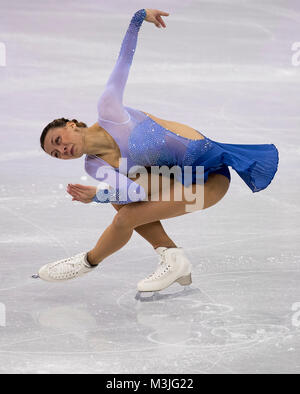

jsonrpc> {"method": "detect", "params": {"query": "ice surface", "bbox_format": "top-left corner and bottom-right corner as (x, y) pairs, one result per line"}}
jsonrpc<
(0, 0), (300, 374)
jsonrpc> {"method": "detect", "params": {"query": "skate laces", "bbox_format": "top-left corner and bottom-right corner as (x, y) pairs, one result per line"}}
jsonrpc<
(146, 251), (174, 281)
(48, 253), (87, 279)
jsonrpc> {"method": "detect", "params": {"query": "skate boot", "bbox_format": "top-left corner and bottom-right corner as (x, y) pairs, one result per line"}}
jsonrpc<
(38, 252), (96, 282)
(137, 247), (192, 292)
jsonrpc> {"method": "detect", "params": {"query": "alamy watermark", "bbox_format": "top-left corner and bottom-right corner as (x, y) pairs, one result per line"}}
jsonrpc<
(291, 42), (300, 66)
(93, 158), (205, 212)
(0, 42), (6, 67)
(0, 303), (6, 327)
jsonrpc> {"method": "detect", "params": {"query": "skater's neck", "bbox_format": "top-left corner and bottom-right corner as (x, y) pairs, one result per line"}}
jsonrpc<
(82, 122), (117, 157)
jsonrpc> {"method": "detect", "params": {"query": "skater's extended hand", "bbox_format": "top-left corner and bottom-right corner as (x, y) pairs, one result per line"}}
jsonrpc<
(145, 9), (169, 28)
(66, 184), (97, 204)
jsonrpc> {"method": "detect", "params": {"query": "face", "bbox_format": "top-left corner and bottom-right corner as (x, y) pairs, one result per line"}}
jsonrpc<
(43, 122), (84, 160)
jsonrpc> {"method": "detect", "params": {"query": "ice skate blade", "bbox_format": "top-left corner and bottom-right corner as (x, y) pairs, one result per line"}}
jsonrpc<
(135, 285), (198, 302)
(32, 274), (40, 279)
(135, 291), (160, 302)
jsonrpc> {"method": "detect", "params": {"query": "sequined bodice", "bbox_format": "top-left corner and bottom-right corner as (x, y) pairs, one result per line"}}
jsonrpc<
(128, 115), (213, 168)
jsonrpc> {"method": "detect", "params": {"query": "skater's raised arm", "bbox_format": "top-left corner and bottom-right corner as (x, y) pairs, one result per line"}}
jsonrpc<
(97, 8), (169, 123)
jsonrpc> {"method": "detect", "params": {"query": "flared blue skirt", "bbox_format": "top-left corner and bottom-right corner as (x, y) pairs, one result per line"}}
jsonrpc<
(184, 133), (279, 193)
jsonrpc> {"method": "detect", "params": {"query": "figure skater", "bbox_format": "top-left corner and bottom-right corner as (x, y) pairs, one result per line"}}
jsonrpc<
(38, 9), (279, 292)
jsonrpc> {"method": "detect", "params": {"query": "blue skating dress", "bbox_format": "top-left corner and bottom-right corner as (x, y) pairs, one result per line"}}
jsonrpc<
(85, 9), (279, 204)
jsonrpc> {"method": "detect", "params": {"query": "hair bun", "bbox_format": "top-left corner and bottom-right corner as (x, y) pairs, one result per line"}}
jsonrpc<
(71, 119), (87, 128)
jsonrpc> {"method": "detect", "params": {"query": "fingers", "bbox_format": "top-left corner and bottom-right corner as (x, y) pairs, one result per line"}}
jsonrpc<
(156, 15), (166, 28)
(69, 190), (82, 200)
(69, 184), (84, 192)
(147, 9), (169, 28)
(67, 183), (89, 189)
(66, 183), (94, 204)
(67, 185), (85, 200)
(68, 184), (90, 193)
(73, 183), (89, 188)
(157, 10), (170, 16)
(156, 12), (169, 28)
(71, 183), (88, 189)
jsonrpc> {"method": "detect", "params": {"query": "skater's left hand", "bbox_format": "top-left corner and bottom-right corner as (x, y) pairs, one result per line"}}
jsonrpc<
(66, 184), (97, 204)
(145, 9), (169, 28)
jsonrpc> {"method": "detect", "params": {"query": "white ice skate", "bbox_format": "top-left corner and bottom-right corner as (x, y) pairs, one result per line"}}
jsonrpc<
(37, 252), (96, 282)
(137, 247), (192, 292)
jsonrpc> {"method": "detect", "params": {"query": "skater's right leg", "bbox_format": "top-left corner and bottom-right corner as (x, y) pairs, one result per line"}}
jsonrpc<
(111, 203), (177, 250)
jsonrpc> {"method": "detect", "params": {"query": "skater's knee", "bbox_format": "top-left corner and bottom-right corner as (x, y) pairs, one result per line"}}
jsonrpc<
(204, 173), (230, 209)
(112, 210), (135, 230)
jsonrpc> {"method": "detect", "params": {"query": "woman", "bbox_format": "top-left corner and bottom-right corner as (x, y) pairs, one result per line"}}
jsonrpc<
(38, 8), (279, 292)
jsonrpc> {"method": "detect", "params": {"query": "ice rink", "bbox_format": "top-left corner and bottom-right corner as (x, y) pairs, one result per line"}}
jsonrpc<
(1, 0), (300, 374)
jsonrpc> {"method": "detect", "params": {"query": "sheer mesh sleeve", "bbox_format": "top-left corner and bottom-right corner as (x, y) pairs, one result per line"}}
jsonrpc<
(85, 157), (147, 204)
(97, 9), (146, 123)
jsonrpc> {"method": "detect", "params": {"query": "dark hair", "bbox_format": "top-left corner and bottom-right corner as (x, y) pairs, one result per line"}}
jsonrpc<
(40, 117), (87, 151)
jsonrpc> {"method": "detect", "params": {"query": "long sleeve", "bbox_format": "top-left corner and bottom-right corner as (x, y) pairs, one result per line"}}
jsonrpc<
(97, 9), (147, 123)
(85, 156), (147, 204)
(92, 167), (147, 204)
